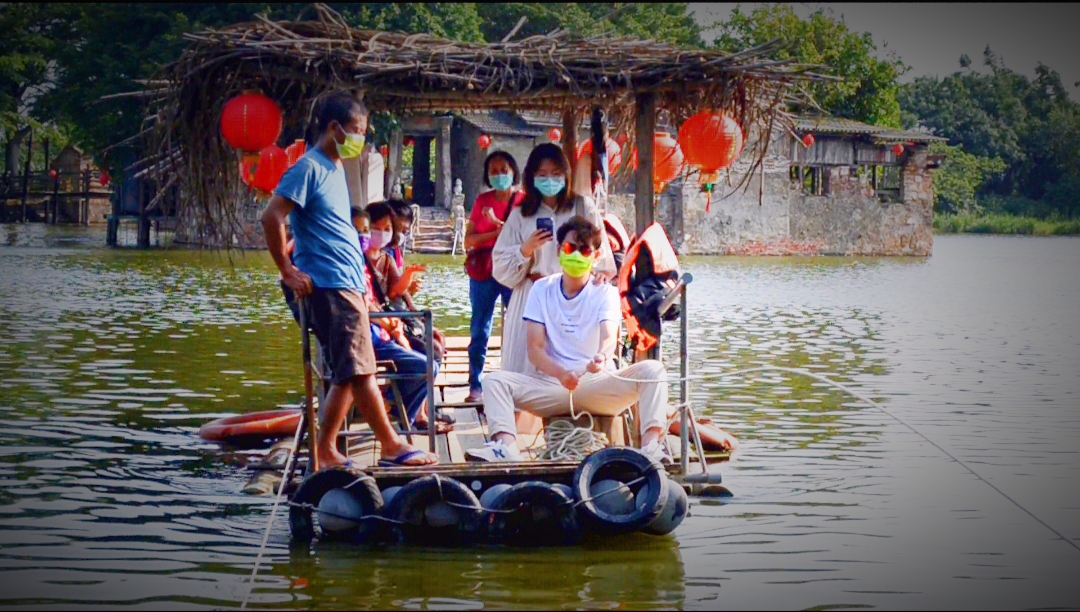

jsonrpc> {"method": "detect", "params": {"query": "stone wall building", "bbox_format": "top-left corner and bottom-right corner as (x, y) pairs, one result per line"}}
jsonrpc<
(606, 117), (944, 256)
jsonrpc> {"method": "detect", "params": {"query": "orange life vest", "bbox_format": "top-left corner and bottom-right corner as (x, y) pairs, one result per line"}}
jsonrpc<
(617, 222), (681, 352)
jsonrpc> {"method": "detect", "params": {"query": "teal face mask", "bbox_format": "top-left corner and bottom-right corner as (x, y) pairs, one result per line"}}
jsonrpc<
(534, 176), (566, 198)
(490, 173), (514, 191)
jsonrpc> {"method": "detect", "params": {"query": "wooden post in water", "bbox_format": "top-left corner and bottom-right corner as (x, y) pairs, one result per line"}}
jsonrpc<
(634, 93), (655, 235)
(82, 168), (91, 226)
(20, 130), (32, 223)
(51, 170), (60, 225)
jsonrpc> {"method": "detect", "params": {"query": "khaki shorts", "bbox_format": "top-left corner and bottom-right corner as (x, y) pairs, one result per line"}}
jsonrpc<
(285, 286), (377, 385)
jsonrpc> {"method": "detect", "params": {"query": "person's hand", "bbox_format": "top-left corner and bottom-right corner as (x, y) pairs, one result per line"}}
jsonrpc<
(282, 265), (314, 298)
(592, 270), (613, 285)
(393, 331), (411, 348)
(557, 369), (579, 391)
(521, 229), (553, 258)
(482, 207), (503, 226)
(586, 354), (606, 373)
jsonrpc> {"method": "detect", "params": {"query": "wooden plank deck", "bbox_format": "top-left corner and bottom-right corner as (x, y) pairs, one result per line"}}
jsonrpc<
(336, 334), (724, 488)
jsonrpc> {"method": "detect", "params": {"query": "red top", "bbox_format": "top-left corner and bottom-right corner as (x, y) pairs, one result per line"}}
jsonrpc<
(469, 190), (523, 250)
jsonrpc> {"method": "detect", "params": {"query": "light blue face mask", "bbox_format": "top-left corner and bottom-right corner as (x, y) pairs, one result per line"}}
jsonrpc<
(490, 173), (514, 191)
(534, 176), (566, 198)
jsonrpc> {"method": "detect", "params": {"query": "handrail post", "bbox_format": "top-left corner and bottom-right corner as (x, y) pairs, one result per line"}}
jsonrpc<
(424, 310), (436, 453)
(679, 282), (689, 475)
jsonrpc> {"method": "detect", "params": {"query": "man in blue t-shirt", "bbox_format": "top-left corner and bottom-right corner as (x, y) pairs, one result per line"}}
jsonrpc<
(260, 91), (438, 469)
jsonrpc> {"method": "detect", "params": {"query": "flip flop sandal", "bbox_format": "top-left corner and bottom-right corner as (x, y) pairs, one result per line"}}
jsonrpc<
(378, 448), (435, 467)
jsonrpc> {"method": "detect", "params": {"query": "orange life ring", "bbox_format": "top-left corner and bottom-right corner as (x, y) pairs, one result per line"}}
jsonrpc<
(199, 409), (302, 442)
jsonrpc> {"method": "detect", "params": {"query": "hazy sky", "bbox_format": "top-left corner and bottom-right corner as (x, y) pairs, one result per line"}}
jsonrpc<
(691, 3), (1080, 99)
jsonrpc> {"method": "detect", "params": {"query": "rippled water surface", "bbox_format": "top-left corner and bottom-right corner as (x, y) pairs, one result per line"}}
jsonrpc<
(0, 225), (1078, 609)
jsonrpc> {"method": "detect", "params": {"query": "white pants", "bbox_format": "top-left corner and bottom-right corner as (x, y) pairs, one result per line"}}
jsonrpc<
(482, 360), (668, 439)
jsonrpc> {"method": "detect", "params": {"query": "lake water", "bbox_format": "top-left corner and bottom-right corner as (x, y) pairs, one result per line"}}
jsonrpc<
(0, 225), (1077, 609)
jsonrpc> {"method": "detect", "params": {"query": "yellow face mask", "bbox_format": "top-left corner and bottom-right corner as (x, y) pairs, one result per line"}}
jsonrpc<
(334, 124), (366, 159)
(558, 250), (594, 278)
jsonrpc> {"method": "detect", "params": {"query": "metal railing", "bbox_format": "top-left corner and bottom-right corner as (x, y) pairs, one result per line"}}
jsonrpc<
(369, 310), (438, 452)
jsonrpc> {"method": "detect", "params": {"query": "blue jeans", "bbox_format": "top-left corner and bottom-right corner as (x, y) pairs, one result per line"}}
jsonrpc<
(373, 339), (438, 425)
(468, 277), (513, 392)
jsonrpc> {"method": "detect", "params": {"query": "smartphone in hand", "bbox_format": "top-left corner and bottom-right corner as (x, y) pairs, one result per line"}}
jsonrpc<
(536, 218), (554, 234)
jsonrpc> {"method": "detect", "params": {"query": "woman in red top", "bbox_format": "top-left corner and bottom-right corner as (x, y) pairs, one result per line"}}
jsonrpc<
(463, 151), (523, 403)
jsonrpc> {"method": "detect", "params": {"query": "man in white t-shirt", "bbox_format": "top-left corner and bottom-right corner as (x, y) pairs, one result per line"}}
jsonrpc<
(466, 216), (671, 463)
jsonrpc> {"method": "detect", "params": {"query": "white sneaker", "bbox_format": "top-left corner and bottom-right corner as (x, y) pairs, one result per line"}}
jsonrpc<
(641, 440), (673, 466)
(465, 440), (522, 462)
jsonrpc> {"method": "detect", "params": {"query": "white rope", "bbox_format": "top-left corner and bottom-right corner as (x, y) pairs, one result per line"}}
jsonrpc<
(240, 413), (304, 610)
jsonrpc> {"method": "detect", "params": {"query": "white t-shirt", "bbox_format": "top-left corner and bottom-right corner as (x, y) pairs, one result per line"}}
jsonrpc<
(522, 274), (621, 373)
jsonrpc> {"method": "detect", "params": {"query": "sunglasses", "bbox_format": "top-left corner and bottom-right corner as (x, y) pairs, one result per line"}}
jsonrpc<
(561, 242), (596, 257)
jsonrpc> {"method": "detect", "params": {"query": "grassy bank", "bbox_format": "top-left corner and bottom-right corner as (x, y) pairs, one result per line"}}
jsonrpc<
(934, 212), (1080, 236)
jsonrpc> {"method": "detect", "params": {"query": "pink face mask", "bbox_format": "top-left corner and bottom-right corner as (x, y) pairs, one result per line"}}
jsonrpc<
(368, 228), (393, 251)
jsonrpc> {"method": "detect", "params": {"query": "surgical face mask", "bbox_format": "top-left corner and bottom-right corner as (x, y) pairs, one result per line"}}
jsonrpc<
(558, 250), (594, 278)
(368, 228), (392, 251)
(534, 175), (566, 198)
(333, 124), (366, 159)
(490, 172), (514, 191)
(357, 233), (371, 252)
(393, 232), (406, 247)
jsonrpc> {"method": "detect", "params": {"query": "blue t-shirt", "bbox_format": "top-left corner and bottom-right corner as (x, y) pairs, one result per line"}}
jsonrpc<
(274, 148), (366, 291)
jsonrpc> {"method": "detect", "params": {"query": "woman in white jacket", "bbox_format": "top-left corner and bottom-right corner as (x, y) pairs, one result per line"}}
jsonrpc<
(491, 143), (616, 376)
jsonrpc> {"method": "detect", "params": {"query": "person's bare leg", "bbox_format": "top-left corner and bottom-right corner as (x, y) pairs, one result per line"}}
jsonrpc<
(350, 373), (438, 465)
(317, 382), (354, 468)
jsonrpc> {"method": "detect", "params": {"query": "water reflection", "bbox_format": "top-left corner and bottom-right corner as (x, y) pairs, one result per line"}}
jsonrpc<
(0, 231), (1078, 608)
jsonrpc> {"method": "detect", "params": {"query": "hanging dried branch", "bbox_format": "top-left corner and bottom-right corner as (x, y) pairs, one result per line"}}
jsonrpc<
(143, 3), (831, 247)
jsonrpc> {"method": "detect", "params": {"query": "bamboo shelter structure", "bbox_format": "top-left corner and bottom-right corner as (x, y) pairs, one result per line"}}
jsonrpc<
(140, 3), (829, 247)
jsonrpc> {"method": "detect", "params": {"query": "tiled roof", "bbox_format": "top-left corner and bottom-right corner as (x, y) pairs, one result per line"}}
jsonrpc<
(457, 110), (547, 137)
(794, 116), (945, 142)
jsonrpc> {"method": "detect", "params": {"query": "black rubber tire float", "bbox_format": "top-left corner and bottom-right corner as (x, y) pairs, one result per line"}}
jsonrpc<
(288, 465), (383, 543)
(382, 474), (484, 545)
(486, 480), (582, 546)
(571, 447), (668, 535)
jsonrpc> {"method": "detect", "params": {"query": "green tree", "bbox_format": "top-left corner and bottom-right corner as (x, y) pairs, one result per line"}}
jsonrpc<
(900, 47), (1080, 215)
(713, 4), (906, 126)
(929, 142), (1006, 214)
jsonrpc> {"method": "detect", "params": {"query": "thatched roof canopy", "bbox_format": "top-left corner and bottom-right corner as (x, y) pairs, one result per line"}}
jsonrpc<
(144, 3), (829, 246)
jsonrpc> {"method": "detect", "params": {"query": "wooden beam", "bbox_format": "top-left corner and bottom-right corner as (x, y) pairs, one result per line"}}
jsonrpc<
(634, 92), (655, 234)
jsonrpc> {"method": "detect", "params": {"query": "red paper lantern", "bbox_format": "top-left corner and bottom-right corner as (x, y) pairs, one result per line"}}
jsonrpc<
(379, 144), (389, 157)
(251, 145), (288, 194)
(678, 111), (744, 175)
(220, 92), (283, 154)
(630, 132), (685, 193)
(548, 127), (562, 142)
(893, 143), (905, 155)
(576, 137), (623, 174)
(478, 134), (492, 149)
(404, 136), (415, 147)
(802, 133), (815, 147)
(99, 170), (110, 187)
(677, 111), (744, 212)
(48, 168), (58, 180)
(615, 133), (628, 147)
(284, 139), (306, 167)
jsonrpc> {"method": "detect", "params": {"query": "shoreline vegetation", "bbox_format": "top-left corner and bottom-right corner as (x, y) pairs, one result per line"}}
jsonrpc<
(934, 212), (1080, 236)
